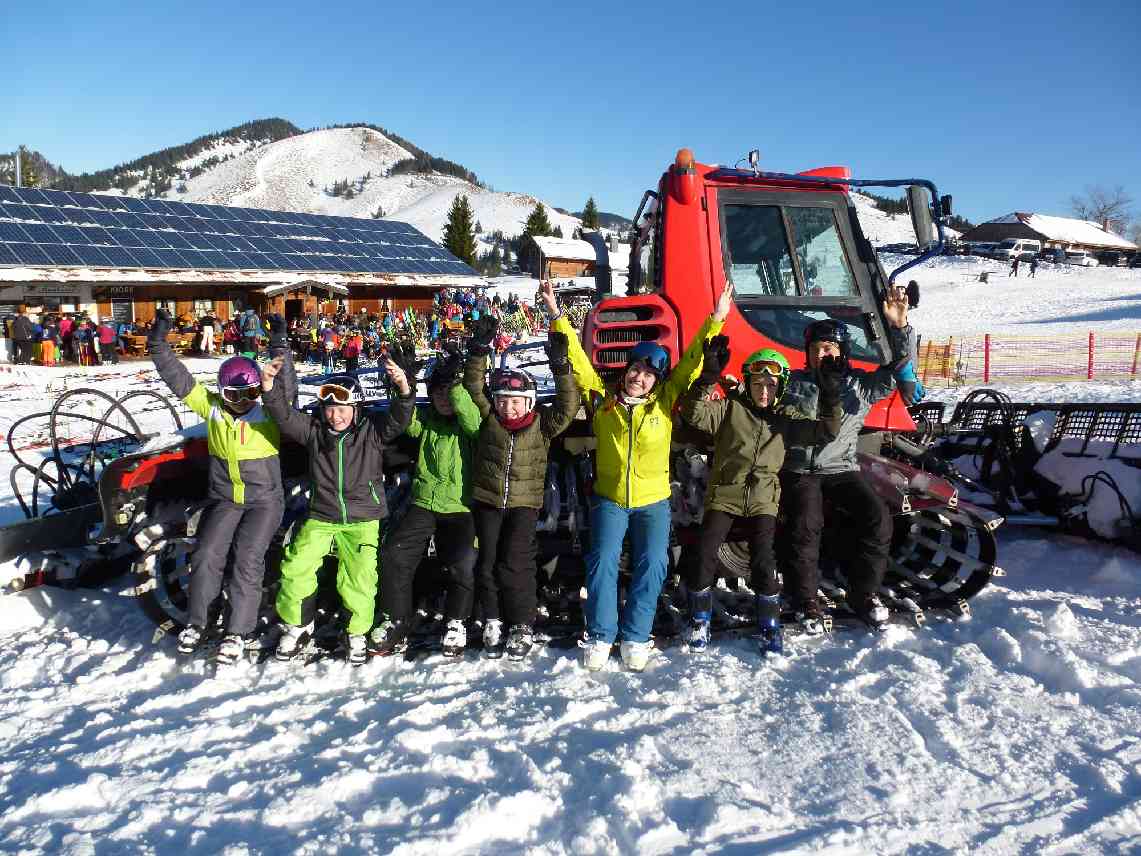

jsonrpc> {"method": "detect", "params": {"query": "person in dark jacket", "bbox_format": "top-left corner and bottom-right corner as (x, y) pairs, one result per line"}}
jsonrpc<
(261, 350), (414, 665)
(149, 310), (295, 665)
(240, 309), (261, 357)
(461, 319), (578, 660)
(371, 344), (482, 658)
(680, 341), (842, 654)
(10, 309), (33, 365)
(778, 285), (916, 631)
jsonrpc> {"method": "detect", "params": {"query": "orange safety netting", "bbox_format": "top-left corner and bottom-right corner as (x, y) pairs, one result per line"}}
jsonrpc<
(917, 332), (1141, 386)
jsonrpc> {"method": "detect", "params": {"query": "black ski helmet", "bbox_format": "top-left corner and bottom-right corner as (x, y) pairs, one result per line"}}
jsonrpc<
(803, 319), (852, 359)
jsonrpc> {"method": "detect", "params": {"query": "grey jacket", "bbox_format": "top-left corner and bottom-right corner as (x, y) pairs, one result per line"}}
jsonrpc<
(780, 325), (913, 475)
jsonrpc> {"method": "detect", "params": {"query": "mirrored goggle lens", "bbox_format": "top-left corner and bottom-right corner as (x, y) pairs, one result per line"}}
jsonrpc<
(222, 385), (260, 403)
(493, 373), (529, 391)
(317, 384), (354, 403)
(745, 360), (784, 378)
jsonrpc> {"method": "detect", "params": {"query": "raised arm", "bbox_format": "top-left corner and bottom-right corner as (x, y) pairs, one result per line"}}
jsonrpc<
(541, 280), (605, 403)
(375, 355), (415, 443)
(659, 282), (732, 410)
(461, 351), (493, 420)
(260, 357), (314, 446)
(539, 331), (579, 440)
(678, 335), (731, 435)
(450, 382), (483, 438)
(148, 310), (211, 420)
(855, 286), (914, 405)
(265, 313), (298, 408)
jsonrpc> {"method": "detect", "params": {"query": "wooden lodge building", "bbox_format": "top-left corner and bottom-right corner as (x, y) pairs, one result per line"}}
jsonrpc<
(0, 185), (483, 326)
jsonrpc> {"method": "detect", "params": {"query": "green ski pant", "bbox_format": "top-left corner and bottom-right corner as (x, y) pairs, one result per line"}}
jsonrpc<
(276, 518), (380, 635)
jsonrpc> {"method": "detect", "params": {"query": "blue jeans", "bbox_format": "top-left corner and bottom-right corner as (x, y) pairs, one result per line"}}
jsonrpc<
(585, 497), (671, 644)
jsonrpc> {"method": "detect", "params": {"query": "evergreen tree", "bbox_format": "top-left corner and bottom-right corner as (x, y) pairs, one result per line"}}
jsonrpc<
(582, 196), (601, 229)
(552, 225), (563, 238)
(443, 194), (478, 265)
(523, 202), (553, 237)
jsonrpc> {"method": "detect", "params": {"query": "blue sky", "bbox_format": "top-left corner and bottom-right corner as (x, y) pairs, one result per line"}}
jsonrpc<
(6, 0), (1140, 228)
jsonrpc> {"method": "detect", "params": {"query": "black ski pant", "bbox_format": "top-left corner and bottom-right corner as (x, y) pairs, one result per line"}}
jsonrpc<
(780, 470), (892, 607)
(12, 340), (31, 364)
(189, 499), (284, 635)
(99, 342), (118, 364)
(472, 502), (539, 626)
(380, 505), (476, 623)
(692, 510), (779, 596)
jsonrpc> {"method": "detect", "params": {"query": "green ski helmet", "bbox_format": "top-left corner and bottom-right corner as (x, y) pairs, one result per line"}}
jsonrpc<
(741, 348), (790, 403)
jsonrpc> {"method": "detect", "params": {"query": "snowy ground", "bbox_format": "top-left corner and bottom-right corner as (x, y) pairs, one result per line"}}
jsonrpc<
(1, 519), (1139, 854)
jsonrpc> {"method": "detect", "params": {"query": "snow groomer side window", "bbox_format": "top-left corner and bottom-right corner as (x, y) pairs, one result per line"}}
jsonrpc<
(719, 190), (887, 364)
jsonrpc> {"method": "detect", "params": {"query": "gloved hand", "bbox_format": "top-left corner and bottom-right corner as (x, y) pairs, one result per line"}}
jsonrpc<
(432, 342), (463, 386)
(265, 313), (287, 349)
(698, 335), (731, 385)
(386, 340), (421, 384)
(468, 315), (498, 356)
(148, 309), (172, 349)
(547, 331), (570, 375)
(816, 354), (847, 405)
(895, 361), (926, 406)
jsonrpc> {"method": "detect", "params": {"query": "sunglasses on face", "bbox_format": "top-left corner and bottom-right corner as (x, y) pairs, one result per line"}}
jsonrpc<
(222, 385), (260, 404)
(744, 360), (784, 378)
(317, 384), (356, 404)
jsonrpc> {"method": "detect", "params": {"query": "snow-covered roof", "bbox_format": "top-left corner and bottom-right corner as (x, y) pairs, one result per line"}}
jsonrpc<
(0, 265), (481, 289)
(990, 212), (1137, 250)
(531, 237), (597, 262)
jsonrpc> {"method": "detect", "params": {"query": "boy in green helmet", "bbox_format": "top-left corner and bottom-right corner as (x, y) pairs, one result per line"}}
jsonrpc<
(679, 338), (843, 654)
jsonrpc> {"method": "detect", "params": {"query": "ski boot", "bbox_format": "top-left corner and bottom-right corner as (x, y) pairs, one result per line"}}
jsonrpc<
(620, 640), (653, 672)
(755, 593), (784, 656)
(687, 587), (713, 653)
(216, 633), (247, 666)
(275, 621), (314, 661)
(792, 597), (827, 636)
(177, 624), (204, 655)
(582, 638), (613, 671)
(482, 619), (505, 659)
(369, 619), (408, 656)
(852, 594), (890, 630)
(345, 633), (368, 666)
(506, 625), (534, 661)
(441, 619), (467, 658)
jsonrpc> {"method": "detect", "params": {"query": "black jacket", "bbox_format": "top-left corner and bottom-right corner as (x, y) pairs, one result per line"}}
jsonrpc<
(263, 382), (415, 523)
(11, 316), (32, 342)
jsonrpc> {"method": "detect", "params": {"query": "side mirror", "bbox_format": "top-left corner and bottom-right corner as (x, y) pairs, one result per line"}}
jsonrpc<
(906, 281), (920, 308)
(940, 194), (953, 216)
(906, 185), (936, 248)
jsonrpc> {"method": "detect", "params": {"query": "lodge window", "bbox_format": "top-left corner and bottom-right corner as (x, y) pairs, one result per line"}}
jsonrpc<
(193, 299), (214, 315)
(155, 299), (177, 314)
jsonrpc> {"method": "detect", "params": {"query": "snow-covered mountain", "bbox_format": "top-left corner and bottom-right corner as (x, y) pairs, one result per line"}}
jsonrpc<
(117, 126), (582, 246)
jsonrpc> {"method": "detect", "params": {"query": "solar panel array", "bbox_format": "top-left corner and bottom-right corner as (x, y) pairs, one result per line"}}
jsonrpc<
(0, 185), (476, 277)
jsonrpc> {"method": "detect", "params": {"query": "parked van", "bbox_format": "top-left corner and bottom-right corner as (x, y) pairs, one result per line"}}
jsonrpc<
(1065, 250), (1099, 267)
(992, 239), (1042, 261)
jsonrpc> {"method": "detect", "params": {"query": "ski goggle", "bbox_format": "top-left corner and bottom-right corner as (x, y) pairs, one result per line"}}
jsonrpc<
(317, 383), (358, 404)
(491, 371), (531, 393)
(222, 385), (260, 404)
(744, 360), (785, 379)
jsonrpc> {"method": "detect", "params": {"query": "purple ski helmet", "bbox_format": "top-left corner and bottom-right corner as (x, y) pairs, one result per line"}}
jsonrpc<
(217, 356), (260, 390)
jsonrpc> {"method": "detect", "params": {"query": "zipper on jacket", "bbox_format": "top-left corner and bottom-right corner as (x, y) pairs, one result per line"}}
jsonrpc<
(625, 404), (635, 508)
(369, 479), (380, 505)
(337, 433), (349, 523)
(502, 433), (516, 509)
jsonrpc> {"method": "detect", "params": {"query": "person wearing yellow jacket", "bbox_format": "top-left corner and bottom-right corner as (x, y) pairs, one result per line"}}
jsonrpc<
(540, 280), (731, 671)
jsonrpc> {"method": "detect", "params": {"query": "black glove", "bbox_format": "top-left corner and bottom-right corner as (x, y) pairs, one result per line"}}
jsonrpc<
(816, 354), (846, 405)
(547, 331), (570, 375)
(265, 313), (287, 349)
(698, 335), (730, 385)
(148, 309), (172, 349)
(468, 315), (498, 356)
(432, 342), (463, 386)
(386, 341), (421, 385)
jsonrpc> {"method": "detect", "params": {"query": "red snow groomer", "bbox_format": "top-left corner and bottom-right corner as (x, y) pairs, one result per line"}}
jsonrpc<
(569, 148), (1005, 621)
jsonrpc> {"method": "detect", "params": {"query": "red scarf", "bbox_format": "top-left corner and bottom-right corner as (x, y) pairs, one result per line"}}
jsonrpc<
(498, 411), (536, 432)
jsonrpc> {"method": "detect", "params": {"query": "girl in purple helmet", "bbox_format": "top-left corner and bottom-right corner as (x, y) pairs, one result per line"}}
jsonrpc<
(148, 309), (296, 665)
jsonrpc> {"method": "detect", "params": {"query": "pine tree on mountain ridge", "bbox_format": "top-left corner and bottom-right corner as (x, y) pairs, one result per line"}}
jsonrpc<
(443, 194), (478, 265)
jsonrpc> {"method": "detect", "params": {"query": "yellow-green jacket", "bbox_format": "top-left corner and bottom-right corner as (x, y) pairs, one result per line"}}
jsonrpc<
(152, 341), (287, 506)
(553, 313), (723, 509)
